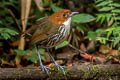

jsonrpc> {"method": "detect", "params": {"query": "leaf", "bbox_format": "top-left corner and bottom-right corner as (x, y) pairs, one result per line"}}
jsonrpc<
(100, 16), (105, 23)
(115, 17), (120, 20)
(0, 28), (19, 40)
(99, 7), (114, 11)
(87, 31), (97, 39)
(77, 24), (88, 32)
(107, 31), (112, 38)
(15, 49), (29, 56)
(96, 1), (113, 7)
(30, 45), (45, 55)
(26, 45), (45, 63)
(72, 14), (95, 23)
(38, 48), (45, 54)
(96, 15), (102, 22)
(96, 37), (108, 44)
(105, 27), (115, 32)
(112, 9), (120, 13)
(55, 41), (69, 49)
(111, 3), (120, 7)
(51, 4), (62, 12)
(40, 56), (45, 61)
(118, 46), (120, 52)
(96, 0), (104, 3)
(26, 56), (38, 63)
(96, 29), (104, 34)
(1, 32), (10, 40)
(113, 37), (120, 47)
(106, 14), (112, 22)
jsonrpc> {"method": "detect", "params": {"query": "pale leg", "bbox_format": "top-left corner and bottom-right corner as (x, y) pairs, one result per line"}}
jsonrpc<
(47, 49), (65, 75)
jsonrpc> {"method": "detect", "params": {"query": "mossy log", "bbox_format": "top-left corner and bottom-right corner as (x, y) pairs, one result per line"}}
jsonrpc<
(0, 64), (120, 80)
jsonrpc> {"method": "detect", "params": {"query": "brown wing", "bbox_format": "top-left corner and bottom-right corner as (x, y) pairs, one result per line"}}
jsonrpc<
(25, 17), (48, 35)
(26, 17), (62, 45)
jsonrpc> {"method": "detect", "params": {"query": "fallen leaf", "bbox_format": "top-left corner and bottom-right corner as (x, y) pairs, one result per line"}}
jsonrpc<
(109, 50), (118, 56)
(99, 44), (111, 54)
(80, 54), (96, 61)
(67, 63), (73, 67)
(80, 43), (87, 52)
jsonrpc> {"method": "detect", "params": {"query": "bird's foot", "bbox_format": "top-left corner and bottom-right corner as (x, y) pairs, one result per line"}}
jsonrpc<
(40, 64), (50, 74)
(54, 62), (65, 75)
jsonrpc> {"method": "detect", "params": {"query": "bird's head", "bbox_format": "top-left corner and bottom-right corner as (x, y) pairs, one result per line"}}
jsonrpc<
(48, 9), (78, 24)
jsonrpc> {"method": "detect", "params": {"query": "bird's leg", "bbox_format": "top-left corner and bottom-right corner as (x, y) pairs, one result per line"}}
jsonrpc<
(37, 48), (49, 74)
(47, 49), (65, 75)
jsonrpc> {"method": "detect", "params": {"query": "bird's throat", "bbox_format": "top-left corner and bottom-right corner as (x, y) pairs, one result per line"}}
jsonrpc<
(63, 17), (71, 35)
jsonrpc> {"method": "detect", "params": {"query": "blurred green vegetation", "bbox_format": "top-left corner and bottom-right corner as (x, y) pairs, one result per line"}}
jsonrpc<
(0, 0), (19, 40)
(88, 0), (120, 50)
(0, 0), (120, 67)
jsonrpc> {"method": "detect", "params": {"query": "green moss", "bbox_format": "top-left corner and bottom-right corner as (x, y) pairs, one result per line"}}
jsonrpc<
(91, 65), (100, 74)
(77, 66), (91, 79)
(48, 67), (69, 79)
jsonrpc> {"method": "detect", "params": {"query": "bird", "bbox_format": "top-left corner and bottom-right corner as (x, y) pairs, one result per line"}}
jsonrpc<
(25, 9), (78, 74)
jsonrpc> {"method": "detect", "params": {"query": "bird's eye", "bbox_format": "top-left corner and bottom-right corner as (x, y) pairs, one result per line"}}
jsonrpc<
(62, 13), (68, 17)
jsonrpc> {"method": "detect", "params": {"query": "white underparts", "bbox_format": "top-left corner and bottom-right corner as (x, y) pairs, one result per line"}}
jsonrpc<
(63, 17), (71, 35)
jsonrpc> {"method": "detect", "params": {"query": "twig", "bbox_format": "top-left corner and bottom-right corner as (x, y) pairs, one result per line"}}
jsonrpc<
(34, 0), (44, 11)
(68, 44), (87, 54)
(8, 9), (22, 31)
(21, 15), (36, 21)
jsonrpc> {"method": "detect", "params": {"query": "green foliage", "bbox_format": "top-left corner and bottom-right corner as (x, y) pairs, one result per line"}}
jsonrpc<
(14, 49), (29, 56)
(88, 0), (120, 50)
(0, 28), (18, 40)
(51, 4), (62, 12)
(15, 45), (45, 63)
(38, 48), (45, 55)
(27, 47), (45, 63)
(88, 29), (107, 44)
(96, 13), (112, 23)
(72, 13), (95, 23)
(76, 24), (88, 32)
(0, 0), (19, 40)
(95, 0), (120, 23)
(88, 31), (97, 39)
(55, 41), (69, 49)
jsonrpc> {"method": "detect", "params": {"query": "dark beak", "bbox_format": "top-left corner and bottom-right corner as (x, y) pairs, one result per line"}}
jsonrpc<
(70, 12), (79, 17)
